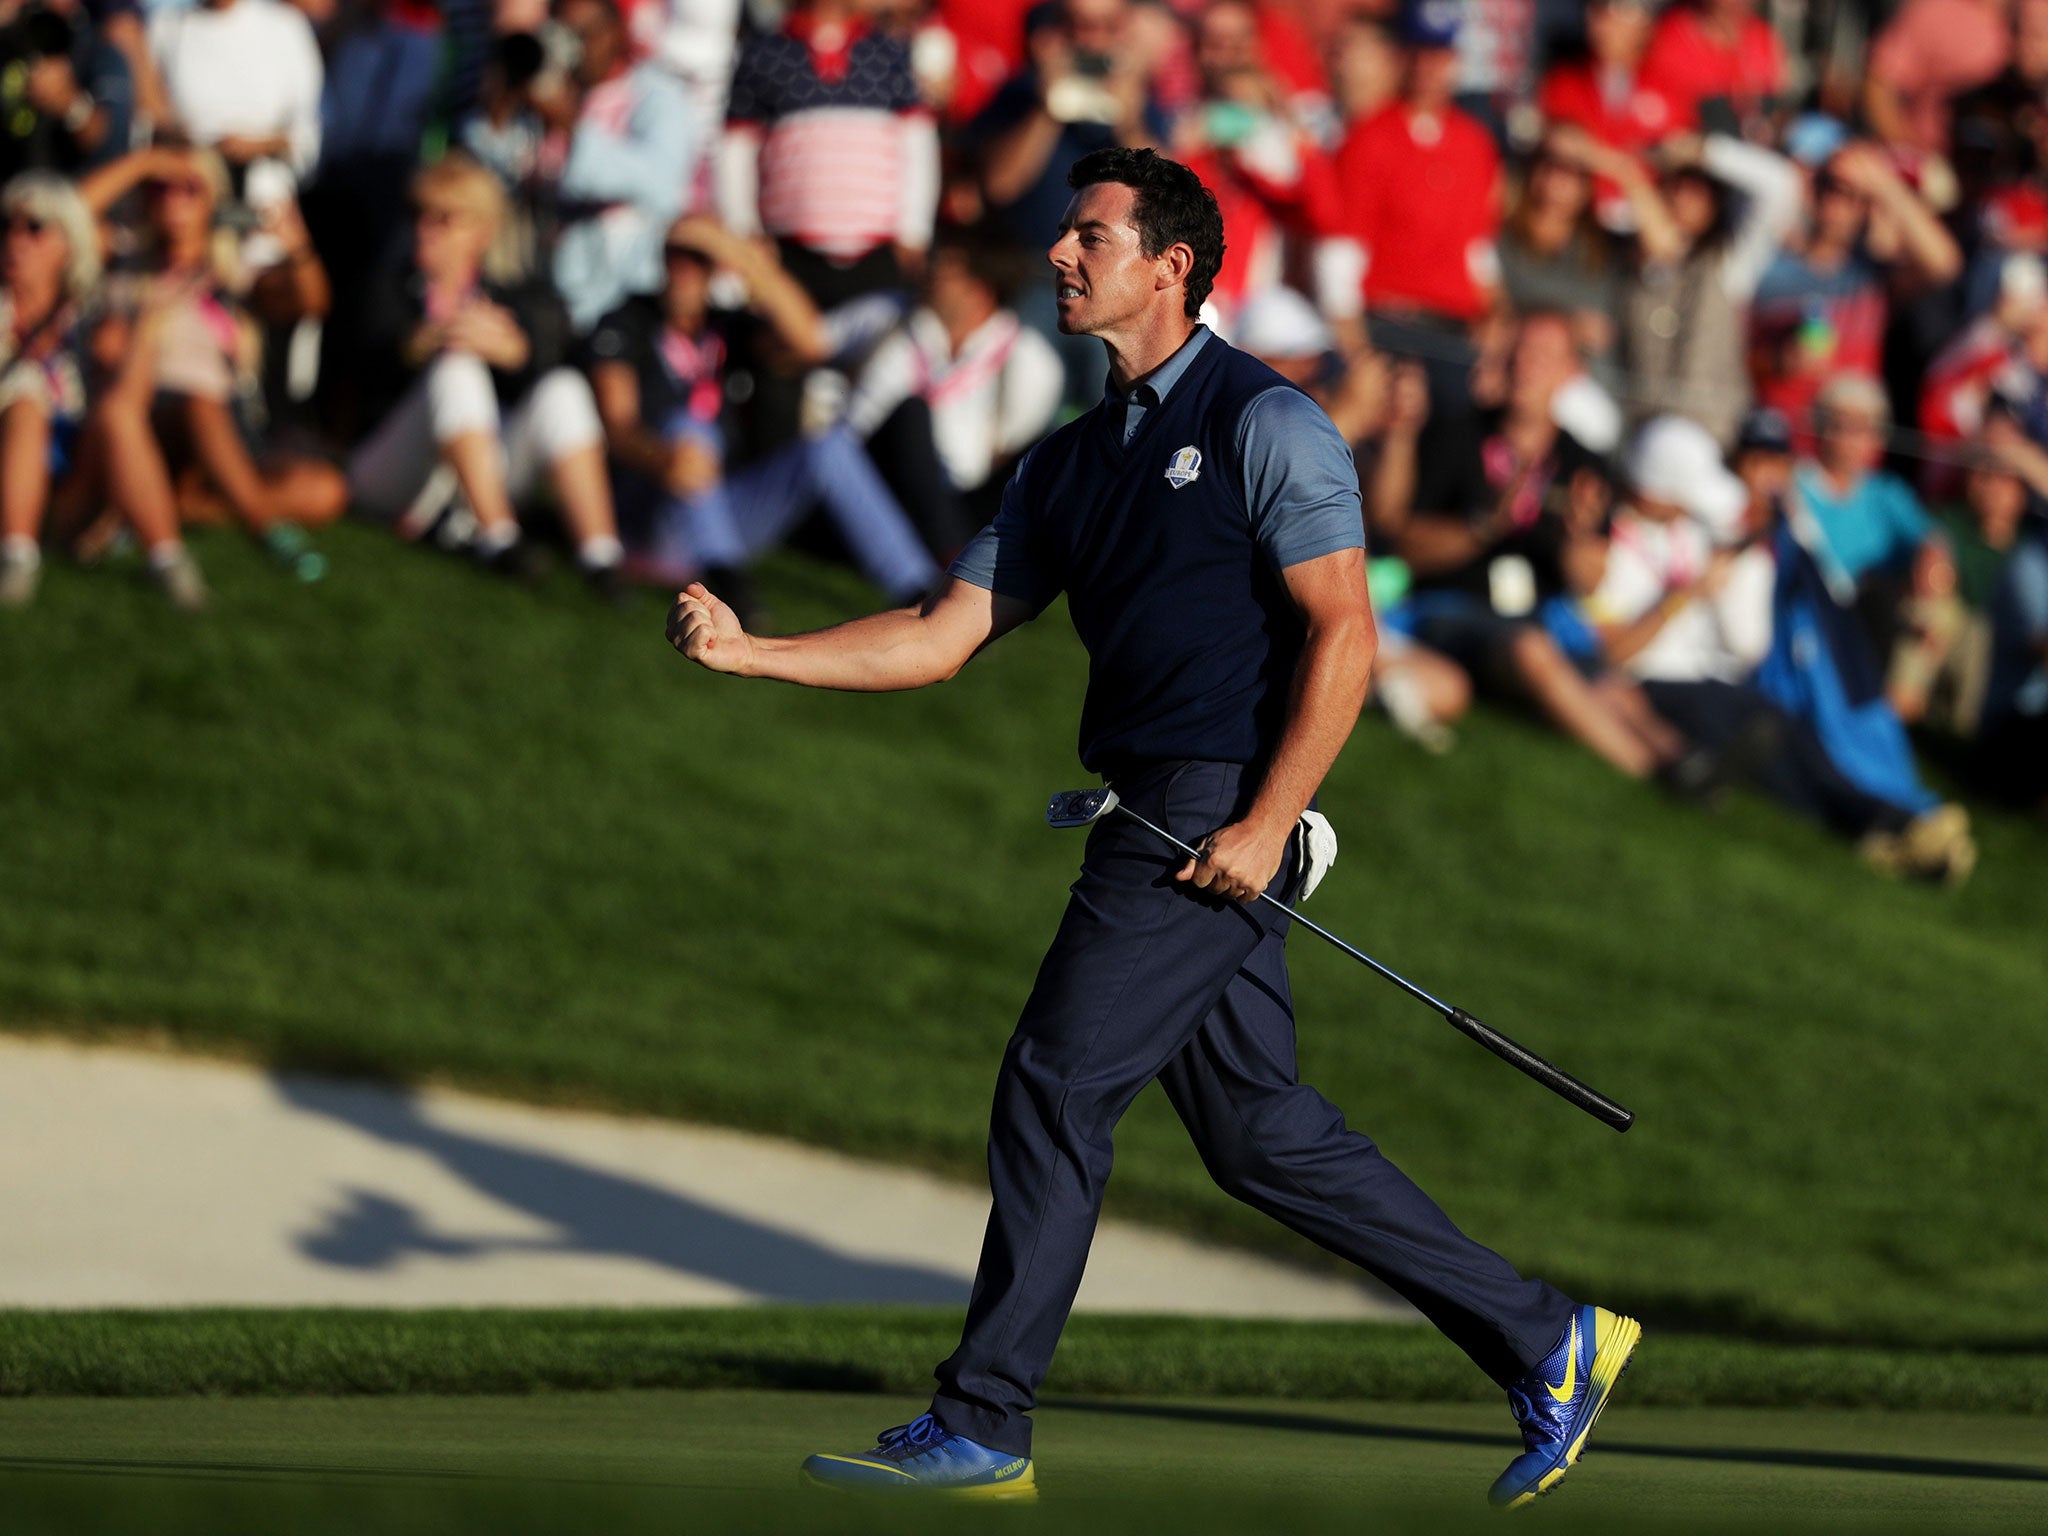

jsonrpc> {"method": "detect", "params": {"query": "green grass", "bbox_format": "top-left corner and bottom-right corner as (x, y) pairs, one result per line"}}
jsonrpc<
(3, 1389), (2045, 1535)
(2, 526), (2045, 1348)
(2, 1309), (2043, 1414)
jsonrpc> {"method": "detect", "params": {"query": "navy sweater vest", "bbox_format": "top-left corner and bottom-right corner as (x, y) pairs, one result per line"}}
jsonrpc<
(1016, 338), (1307, 772)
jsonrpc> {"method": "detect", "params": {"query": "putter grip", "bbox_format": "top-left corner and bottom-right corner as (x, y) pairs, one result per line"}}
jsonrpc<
(1447, 1009), (1634, 1134)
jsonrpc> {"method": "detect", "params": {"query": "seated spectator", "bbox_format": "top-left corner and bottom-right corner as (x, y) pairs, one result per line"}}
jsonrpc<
(1790, 372), (1963, 723)
(721, 0), (937, 309)
(1315, 0), (1500, 410)
(349, 152), (625, 593)
(1977, 496), (2048, 810)
(1373, 311), (1714, 787)
(1919, 252), (2048, 499)
(147, 0), (324, 184)
(82, 143), (347, 579)
(1588, 414), (1972, 878)
(553, 0), (695, 332)
(1928, 451), (2040, 731)
(1640, 0), (1785, 137)
(1750, 140), (1963, 434)
(0, 3), (131, 182)
(1621, 130), (1801, 446)
(1537, 0), (1690, 231)
(844, 224), (1061, 557)
(0, 170), (203, 608)
(585, 213), (938, 610)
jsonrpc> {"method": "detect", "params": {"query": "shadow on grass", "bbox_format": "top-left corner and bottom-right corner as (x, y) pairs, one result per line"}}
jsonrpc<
(270, 1073), (971, 1306)
(1045, 1400), (2048, 1485)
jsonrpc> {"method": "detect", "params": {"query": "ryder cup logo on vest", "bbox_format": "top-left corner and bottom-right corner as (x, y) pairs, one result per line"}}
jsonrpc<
(1164, 445), (1202, 489)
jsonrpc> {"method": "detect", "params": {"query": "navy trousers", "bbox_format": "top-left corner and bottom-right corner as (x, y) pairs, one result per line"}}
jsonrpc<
(930, 760), (1575, 1457)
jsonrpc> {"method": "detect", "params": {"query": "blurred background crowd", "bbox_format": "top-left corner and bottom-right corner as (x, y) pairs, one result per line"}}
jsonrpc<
(0, 0), (2044, 865)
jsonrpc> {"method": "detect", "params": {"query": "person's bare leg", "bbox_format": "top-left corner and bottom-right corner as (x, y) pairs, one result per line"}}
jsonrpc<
(265, 460), (349, 527)
(1592, 672), (1688, 766)
(181, 395), (280, 533)
(0, 395), (53, 603)
(1506, 627), (1656, 778)
(1, 395), (52, 544)
(87, 393), (207, 606)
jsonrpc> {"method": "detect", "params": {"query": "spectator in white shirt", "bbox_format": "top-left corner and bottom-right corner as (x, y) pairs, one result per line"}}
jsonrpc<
(845, 226), (1062, 555)
(1589, 414), (1964, 863)
(148, 0), (324, 183)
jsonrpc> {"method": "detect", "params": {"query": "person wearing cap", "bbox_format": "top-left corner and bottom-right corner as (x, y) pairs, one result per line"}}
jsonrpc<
(1237, 284), (1474, 751)
(1314, 0), (1501, 367)
(1589, 413), (1978, 877)
(1792, 372), (1963, 723)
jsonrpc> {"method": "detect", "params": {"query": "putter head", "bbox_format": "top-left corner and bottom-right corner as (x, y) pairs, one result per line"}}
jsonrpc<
(1046, 787), (1120, 829)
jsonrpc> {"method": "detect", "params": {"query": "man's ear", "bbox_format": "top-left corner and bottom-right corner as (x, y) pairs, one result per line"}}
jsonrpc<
(1156, 241), (1195, 296)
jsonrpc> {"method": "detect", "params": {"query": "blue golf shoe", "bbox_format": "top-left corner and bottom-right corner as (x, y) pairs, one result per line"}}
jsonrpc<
(801, 1412), (1036, 1500)
(1489, 1304), (1642, 1508)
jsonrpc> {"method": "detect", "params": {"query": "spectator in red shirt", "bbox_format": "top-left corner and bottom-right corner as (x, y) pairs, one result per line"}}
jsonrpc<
(1538, 0), (1692, 229)
(1176, 0), (1329, 333)
(1641, 0), (1786, 135)
(1314, 0), (1501, 359)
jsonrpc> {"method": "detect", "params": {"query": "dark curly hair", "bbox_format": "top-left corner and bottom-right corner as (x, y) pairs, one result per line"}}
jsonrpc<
(1067, 148), (1225, 319)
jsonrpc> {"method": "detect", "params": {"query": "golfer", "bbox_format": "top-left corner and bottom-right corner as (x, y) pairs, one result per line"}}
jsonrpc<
(667, 147), (1637, 1507)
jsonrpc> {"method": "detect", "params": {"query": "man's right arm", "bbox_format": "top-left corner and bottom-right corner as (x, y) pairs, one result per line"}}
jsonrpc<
(667, 576), (1036, 691)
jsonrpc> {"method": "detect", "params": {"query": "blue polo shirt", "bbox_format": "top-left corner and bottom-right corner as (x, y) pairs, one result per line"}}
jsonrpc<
(950, 326), (1365, 770)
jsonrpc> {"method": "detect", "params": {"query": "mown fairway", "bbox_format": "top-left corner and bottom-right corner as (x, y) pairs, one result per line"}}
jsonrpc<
(2, 1389), (2044, 1535)
(2, 526), (2045, 1346)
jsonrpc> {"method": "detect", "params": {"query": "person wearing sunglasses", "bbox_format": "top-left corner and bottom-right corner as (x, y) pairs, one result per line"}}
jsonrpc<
(0, 170), (205, 608)
(80, 142), (347, 581)
(349, 150), (625, 594)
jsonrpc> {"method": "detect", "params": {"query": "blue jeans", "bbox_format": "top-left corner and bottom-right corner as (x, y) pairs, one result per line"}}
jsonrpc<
(632, 420), (939, 600)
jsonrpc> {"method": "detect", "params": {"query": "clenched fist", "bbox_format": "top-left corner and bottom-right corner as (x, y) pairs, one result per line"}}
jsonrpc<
(666, 582), (754, 674)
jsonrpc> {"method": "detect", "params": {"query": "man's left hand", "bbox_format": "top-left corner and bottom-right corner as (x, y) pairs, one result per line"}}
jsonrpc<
(1177, 818), (1290, 904)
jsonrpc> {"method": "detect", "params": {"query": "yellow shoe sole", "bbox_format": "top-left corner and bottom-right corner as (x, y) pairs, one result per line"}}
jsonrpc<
(1500, 1308), (1643, 1510)
(800, 1462), (1038, 1502)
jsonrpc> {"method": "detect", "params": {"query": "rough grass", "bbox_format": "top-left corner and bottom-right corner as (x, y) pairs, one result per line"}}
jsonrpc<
(2, 525), (2044, 1348)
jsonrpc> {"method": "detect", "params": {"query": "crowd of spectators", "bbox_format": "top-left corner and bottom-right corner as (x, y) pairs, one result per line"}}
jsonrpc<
(0, 0), (2042, 858)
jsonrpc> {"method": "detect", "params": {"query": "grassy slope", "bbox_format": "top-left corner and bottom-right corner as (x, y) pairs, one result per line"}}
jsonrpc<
(3, 1389), (2046, 1536)
(1, 1309), (2042, 1413)
(2, 526), (2044, 1346)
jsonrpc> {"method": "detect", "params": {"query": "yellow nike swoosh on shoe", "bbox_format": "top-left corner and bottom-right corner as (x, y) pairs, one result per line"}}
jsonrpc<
(1546, 1317), (1580, 1404)
(806, 1455), (916, 1479)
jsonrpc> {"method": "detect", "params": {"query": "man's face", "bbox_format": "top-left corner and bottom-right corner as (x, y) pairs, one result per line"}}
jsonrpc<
(1063, 0), (1125, 60)
(1586, 0), (1651, 66)
(1408, 45), (1459, 108)
(1508, 316), (1576, 410)
(1813, 166), (1870, 247)
(1819, 407), (1887, 477)
(562, 0), (623, 85)
(1196, 1), (1259, 90)
(1048, 181), (1178, 336)
(1966, 465), (2028, 541)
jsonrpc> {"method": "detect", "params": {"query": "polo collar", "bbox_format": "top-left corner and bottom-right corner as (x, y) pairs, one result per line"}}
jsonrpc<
(1103, 325), (1211, 410)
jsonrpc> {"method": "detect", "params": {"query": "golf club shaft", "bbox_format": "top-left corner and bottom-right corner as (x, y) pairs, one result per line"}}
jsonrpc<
(1111, 804), (1635, 1133)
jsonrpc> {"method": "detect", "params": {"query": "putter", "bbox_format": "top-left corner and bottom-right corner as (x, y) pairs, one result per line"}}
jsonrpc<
(1047, 788), (1635, 1133)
